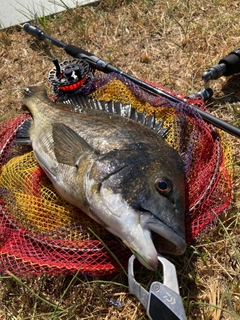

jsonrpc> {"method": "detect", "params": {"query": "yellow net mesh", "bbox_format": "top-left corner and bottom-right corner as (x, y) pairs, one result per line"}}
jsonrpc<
(0, 151), (109, 242)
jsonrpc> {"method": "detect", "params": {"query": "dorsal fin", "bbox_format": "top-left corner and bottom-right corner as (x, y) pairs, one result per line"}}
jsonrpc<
(57, 93), (169, 137)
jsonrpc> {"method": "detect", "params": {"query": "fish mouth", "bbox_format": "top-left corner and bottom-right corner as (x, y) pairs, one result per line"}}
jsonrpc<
(144, 214), (186, 256)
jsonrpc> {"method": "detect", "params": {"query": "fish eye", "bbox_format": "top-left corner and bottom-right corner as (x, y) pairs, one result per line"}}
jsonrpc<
(154, 178), (172, 195)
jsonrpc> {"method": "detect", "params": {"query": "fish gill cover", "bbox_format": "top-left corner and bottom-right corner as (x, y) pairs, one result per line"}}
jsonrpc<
(0, 73), (232, 276)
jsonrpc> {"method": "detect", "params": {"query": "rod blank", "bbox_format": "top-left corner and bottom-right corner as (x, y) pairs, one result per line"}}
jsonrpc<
(23, 23), (240, 138)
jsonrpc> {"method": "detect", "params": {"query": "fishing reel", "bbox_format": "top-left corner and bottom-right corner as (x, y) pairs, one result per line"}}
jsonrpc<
(48, 57), (93, 95)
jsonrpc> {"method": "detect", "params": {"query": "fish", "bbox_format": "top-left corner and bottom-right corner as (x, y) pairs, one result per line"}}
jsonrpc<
(20, 85), (186, 270)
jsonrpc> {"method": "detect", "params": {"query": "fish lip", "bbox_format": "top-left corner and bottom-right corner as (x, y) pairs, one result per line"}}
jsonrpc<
(144, 214), (186, 255)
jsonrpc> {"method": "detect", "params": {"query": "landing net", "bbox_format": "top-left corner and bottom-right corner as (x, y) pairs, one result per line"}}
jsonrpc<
(0, 73), (232, 276)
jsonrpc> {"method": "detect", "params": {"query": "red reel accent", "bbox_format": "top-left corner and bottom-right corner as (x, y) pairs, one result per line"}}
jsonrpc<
(58, 76), (87, 92)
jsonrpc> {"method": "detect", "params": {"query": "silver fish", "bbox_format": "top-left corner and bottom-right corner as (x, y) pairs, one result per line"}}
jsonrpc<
(21, 85), (186, 270)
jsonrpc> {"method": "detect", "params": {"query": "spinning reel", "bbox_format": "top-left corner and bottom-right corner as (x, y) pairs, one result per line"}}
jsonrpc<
(48, 57), (93, 95)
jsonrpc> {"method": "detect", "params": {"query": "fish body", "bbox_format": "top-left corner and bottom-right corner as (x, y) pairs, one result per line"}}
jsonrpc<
(22, 85), (186, 270)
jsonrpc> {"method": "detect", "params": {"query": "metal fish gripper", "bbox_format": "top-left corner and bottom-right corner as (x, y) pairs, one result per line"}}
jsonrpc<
(128, 254), (187, 320)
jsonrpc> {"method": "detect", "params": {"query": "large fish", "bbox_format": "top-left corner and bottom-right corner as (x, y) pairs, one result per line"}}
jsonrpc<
(20, 85), (186, 270)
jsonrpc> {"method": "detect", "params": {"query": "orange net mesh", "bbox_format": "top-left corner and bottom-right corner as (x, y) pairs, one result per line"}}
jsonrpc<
(0, 74), (232, 276)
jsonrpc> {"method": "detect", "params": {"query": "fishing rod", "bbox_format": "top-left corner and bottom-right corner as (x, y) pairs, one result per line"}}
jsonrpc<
(202, 49), (240, 81)
(23, 23), (240, 138)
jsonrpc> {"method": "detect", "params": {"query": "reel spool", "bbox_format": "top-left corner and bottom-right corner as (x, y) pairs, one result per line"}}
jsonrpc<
(48, 58), (93, 94)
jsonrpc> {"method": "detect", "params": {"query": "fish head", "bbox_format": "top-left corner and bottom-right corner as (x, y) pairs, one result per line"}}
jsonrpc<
(88, 141), (186, 270)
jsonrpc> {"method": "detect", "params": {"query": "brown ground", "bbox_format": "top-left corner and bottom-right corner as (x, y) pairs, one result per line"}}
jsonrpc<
(0, 0), (239, 319)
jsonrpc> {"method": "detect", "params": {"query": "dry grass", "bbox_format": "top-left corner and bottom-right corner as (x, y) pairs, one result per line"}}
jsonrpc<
(0, 0), (240, 319)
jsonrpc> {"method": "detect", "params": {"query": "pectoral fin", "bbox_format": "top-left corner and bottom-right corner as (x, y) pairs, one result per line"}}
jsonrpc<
(52, 123), (94, 167)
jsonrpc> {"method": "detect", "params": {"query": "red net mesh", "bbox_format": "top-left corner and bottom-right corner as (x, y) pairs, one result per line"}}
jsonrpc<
(0, 74), (232, 276)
